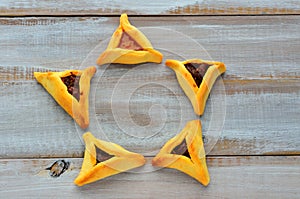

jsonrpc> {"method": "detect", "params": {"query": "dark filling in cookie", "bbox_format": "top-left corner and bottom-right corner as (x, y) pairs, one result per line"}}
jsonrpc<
(95, 145), (114, 165)
(118, 32), (143, 51)
(61, 73), (81, 101)
(184, 62), (212, 87)
(171, 139), (191, 159)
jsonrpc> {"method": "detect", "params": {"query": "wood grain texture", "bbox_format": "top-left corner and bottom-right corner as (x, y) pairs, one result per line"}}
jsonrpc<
(0, 5), (299, 198)
(0, 66), (299, 158)
(0, 16), (299, 158)
(0, 156), (299, 198)
(0, 16), (299, 78)
(0, 0), (299, 16)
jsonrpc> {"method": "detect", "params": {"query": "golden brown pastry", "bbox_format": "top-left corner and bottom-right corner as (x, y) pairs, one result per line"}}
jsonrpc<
(165, 59), (226, 115)
(152, 120), (210, 186)
(74, 132), (146, 186)
(34, 66), (96, 129)
(97, 13), (163, 65)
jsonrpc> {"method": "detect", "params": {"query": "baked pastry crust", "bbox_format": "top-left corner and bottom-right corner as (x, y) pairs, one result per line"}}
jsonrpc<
(97, 13), (163, 65)
(74, 132), (146, 186)
(152, 120), (210, 186)
(165, 59), (226, 115)
(34, 66), (96, 129)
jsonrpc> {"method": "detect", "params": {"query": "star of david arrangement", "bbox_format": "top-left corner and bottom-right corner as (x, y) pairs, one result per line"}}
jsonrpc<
(34, 13), (226, 187)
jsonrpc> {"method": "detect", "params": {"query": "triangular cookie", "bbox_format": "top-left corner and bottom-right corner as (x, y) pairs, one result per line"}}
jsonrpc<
(97, 13), (163, 65)
(74, 132), (146, 186)
(34, 66), (96, 129)
(152, 120), (210, 186)
(165, 59), (226, 115)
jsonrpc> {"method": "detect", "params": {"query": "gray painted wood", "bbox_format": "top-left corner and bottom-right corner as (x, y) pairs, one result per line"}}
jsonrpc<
(0, 67), (299, 157)
(0, 156), (299, 198)
(0, 16), (299, 78)
(0, 16), (299, 158)
(0, 11), (299, 198)
(0, 0), (299, 15)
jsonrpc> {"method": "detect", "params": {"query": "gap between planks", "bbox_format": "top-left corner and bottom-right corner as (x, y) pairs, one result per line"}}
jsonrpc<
(0, 156), (299, 198)
(0, 0), (300, 16)
(0, 16), (299, 79)
(1, 14), (300, 18)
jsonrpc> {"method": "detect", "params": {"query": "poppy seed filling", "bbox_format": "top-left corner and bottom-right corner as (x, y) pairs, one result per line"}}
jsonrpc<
(61, 73), (81, 101)
(184, 62), (212, 87)
(171, 139), (191, 158)
(95, 146), (114, 165)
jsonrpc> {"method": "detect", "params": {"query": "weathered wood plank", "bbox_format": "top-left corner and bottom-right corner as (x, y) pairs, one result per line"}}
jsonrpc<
(0, 64), (299, 158)
(0, 16), (299, 158)
(0, 156), (299, 198)
(0, 0), (299, 16)
(0, 16), (299, 78)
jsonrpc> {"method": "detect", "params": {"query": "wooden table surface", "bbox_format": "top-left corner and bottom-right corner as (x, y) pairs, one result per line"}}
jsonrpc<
(0, 1), (299, 198)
